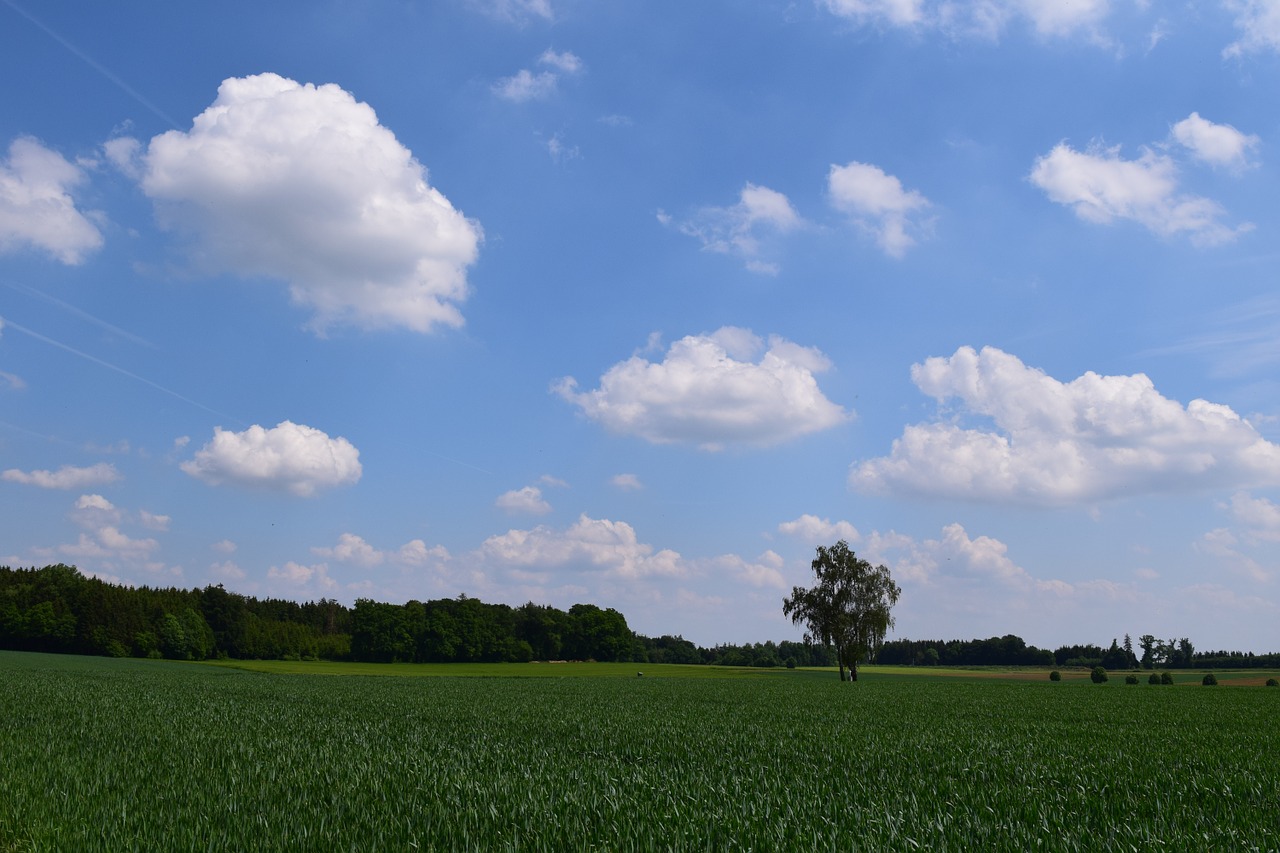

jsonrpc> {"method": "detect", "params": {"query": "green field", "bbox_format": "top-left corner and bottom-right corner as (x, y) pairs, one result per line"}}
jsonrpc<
(2, 652), (1277, 851)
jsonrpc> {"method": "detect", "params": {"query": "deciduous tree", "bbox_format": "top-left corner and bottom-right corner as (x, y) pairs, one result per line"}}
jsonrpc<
(783, 540), (900, 682)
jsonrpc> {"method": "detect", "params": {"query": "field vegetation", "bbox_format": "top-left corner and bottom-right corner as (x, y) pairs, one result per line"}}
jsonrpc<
(2, 651), (1277, 851)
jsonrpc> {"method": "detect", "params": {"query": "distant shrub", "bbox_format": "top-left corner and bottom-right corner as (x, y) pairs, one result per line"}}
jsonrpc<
(1125, 674), (1139, 685)
(1202, 673), (1218, 686)
(1049, 670), (1061, 682)
(1160, 672), (1174, 685)
(1090, 666), (1108, 684)
(1267, 678), (1279, 687)
(785, 658), (796, 670)
(1148, 673), (1160, 685)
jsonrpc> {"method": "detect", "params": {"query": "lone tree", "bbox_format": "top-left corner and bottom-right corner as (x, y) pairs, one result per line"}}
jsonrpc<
(783, 540), (900, 682)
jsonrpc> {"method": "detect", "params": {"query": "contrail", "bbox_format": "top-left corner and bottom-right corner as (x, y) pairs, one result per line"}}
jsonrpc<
(4, 282), (155, 349)
(1, 0), (180, 129)
(1, 316), (242, 424)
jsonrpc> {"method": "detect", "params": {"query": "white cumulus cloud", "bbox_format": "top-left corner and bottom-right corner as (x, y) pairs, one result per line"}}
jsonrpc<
(555, 328), (849, 451)
(2, 462), (119, 490)
(851, 345), (1280, 505)
(778, 514), (861, 543)
(827, 161), (931, 258)
(181, 420), (362, 497)
(480, 514), (686, 580)
(140, 73), (481, 334)
(1029, 142), (1247, 246)
(495, 485), (553, 515)
(0, 137), (103, 264)
(666, 183), (802, 274)
(1171, 112), (1259, 171)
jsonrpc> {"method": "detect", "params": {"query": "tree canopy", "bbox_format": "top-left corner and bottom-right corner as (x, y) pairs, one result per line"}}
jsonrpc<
(783, 540), (900, 681)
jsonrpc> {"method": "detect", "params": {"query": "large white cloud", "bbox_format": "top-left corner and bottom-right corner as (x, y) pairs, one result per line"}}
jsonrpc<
(851, 346), (1280, 505)
(481, 514), (686, 580)
(181, 420), (362, 497)
(1029, 142), (1246, 247)
(1171, 112), (1259, 171)
(0, 137), (103, 264)
(663, 183), (802, 275)
(2, 462), (119, 490)
(555, 328), (850, 450)
(827, 161), (930, 258)
(140, 73), (481, 334)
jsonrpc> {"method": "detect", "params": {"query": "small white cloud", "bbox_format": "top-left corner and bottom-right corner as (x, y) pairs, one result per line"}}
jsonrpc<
(494, 49), (583, 103)
(181, 420), (362, 497)
(0, 370), (24, 391)
(1171, 112), (1259, 171)
(138, 510), (171, 532)
(1223, 0), (1280, 58)
(822, 0), (1111, 41)
(211, 539), (237, 554)
(1029, 142), (1247, 246)
(472, 0), (553, 24)
(820, 0), (924, 27)
(827, 161), (931, 258)
(70, 493), (123, 529)
(2, 462), (119, 490)
(709, 551), (787, 589)
(0, 136), (103, 264)
(611, 473), (643, 491)
(312, 532), (386, 568)
(395, 539), (450, 566)
(545, 133), (580, 163)
(480, 514), (686, 580)
(102, 136), (142, 179)
(493, 69), (559, 102)
(669, 183), (802, 274)
(852, 345), (1280, 505)
(555, 327), (849, 450)
(496, 485), (553, 515)
(539, 474), (569, 488)
(266, 560), (338, 592)
(778, 514), (860, 543)
(141, 73), (481, 334)
(539, 49), (582, 73)
(210, 560), (246, 581)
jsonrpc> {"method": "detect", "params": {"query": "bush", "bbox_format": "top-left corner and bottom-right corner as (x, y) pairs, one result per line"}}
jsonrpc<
(1125, 674), (1139, 685)
(1148, 673), (1160, 685)
(1049, 670), (1061, 682)
(1202, 673), (1218, 686)
(1267, 678), (1279, 687)
(1090, 666), (1108, 684)
(1160, 672), (1174, 685)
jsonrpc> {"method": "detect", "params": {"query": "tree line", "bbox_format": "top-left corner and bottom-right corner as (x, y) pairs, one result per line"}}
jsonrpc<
(3, 564), (1277, 668)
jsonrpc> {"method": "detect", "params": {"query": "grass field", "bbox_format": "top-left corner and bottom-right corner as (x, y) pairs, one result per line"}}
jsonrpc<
(2, 651), (1277, 851)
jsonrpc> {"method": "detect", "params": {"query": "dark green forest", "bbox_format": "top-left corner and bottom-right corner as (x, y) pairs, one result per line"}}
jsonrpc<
(2, 564), (1275, 669)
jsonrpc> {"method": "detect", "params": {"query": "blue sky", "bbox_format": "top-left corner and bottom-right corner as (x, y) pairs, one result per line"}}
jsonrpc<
(3, 0), (1280, 651)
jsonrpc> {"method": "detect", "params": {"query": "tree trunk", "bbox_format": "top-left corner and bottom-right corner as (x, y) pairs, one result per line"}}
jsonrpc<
(849, 659), (858, 681)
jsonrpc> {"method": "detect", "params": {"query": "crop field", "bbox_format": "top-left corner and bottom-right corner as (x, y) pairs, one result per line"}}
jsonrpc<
(1, 652), (1277, 851)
